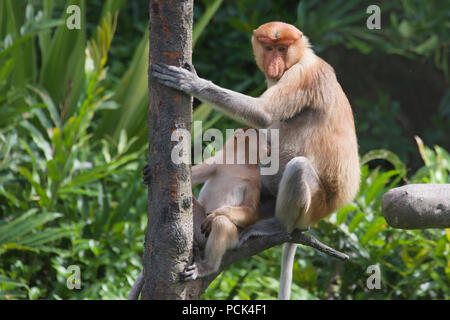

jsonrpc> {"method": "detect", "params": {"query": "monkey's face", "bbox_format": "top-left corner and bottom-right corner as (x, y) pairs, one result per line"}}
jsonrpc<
(252, 22), (304, 81)
(262, 44), (288, 80)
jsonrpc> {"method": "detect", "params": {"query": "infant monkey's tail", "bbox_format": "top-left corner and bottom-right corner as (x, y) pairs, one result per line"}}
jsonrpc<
(128, 271), (144, 300)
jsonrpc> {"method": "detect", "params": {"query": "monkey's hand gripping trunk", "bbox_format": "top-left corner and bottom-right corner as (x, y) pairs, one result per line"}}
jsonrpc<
(151, 62), (272, 129)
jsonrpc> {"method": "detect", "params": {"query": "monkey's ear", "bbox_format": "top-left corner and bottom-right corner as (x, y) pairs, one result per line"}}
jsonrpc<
(183, 62), (198, 76)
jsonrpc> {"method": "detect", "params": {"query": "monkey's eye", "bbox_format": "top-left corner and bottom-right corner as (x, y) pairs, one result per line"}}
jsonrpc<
(265, 46), (273, 51)
(278, 47), (287, 52)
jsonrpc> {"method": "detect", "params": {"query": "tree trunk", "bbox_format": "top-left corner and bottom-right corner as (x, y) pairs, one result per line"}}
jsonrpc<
(142, 0), (195, 300)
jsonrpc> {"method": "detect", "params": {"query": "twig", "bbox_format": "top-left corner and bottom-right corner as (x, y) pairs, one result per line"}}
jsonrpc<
(290, 230), (349, 261)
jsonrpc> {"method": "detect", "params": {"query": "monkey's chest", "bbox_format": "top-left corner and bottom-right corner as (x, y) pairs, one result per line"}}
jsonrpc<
(261, 120), (317, 195)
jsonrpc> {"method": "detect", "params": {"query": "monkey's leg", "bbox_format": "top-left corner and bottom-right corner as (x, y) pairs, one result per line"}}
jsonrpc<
(182, 215), (238, 281)
(275, 156), (324, 300)
(238, 157), (320, 243)
(275, 156), (322, 232)
(202, 206), (258, 233)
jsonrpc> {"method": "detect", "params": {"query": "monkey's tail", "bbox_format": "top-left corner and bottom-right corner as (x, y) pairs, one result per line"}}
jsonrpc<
(278, 243), (297, 300)
(128, 271), (144, 300)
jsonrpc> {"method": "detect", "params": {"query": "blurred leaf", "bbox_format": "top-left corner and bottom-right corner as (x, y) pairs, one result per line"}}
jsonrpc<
(336, 204), (358, 225)
(348, 210), (365, 233)
(193, 0), (224, 49)
(365, 170), (399, 205)
(361, 217), (386, 245)
(0, 210), (62, 247)
(398, 20), (414, 38)
(414, 35), (439, 55)
(39, 0), (86, 117)
(95, 29), (148, 143)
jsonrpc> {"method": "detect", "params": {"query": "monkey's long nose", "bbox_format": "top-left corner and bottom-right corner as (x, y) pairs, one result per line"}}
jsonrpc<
(267, 56), (285, 80)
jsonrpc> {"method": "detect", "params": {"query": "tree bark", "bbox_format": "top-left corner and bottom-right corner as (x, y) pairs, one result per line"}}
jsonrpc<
(142, 0), (194, 300)
(382, 184), (450, 229)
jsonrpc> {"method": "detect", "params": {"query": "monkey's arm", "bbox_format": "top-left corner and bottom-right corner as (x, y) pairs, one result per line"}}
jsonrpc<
(192, 163), (217, 186)
(151, 63), (272, 128)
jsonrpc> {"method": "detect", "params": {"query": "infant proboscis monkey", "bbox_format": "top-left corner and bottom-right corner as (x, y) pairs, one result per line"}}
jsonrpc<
(183, 128), (268, 280)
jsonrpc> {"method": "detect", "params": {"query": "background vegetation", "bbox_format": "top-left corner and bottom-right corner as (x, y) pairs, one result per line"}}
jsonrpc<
(0, 0), (448, 299)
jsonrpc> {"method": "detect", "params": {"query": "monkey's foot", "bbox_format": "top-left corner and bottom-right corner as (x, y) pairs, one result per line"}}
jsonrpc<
(181, 264), (199, 281)
(181, 263), (203, 281)
(181, 262), (212, 281)
(142, 164), (151, 185)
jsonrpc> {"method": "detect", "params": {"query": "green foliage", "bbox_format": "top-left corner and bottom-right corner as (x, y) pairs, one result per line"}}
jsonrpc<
(355, 93), (416, 161)
(412, 136), (450, 184)
(0, 3), (146, 299)
(387, 0), (449, 78)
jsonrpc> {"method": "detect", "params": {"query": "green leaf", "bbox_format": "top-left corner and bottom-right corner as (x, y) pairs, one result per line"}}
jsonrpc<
(360, 149), (407, 177)
(18, 167), (51, 206)
(414, 35), (439, 55)
(398, 20), (414, 38)
(95, 29), (148, 144)
(361, 217), (386, 246)
(193, 0), (224, 49)
(46, 159), (61, 183)
(20, 120), (52, 161)
(365, 170), (399, 205)
(348, 210), (365, 233)
(336, 204), (358, 225)
(0, 210), (61, 245)
(39, 0), (86, 117)
(16, 228), (71, 247)
(401, 249), (414, 268)
(0, 276), (29, 289)
(29, 85), (60, 126)
(118, 129), (127, 154)
(99, 0), (126, 23)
